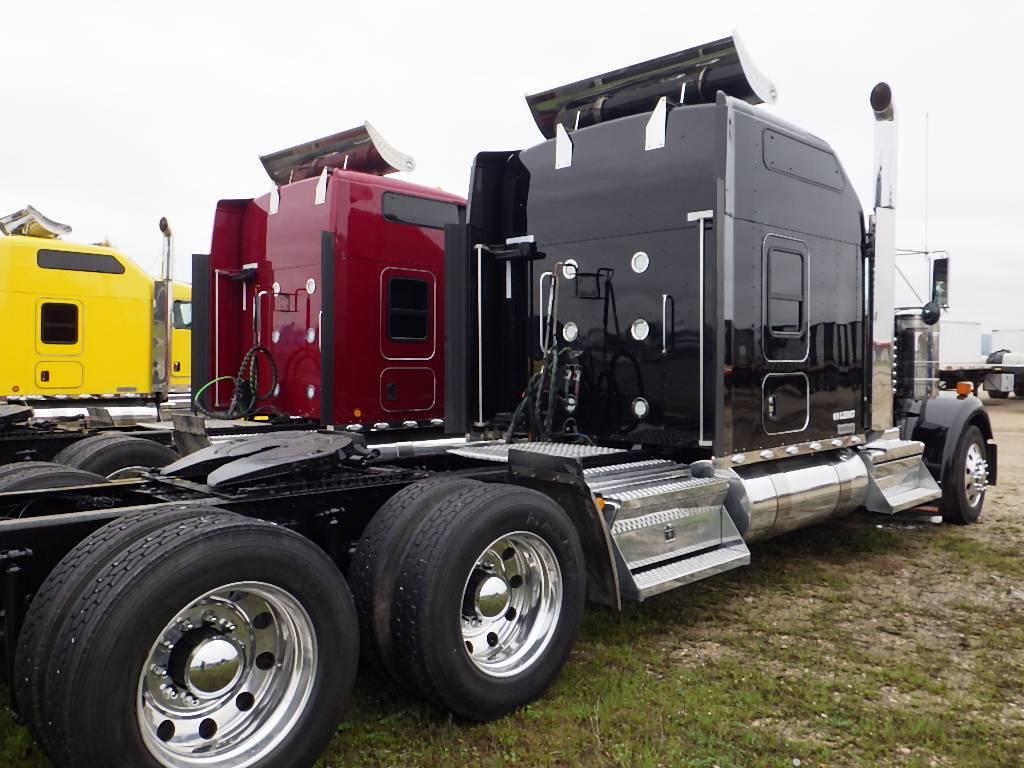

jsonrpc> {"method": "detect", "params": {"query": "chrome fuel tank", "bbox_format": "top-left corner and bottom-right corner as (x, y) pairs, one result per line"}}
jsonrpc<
(728, 449), (869, 542)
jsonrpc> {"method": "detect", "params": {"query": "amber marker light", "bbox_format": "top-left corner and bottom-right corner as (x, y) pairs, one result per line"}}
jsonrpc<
(955, 381), (973, 398)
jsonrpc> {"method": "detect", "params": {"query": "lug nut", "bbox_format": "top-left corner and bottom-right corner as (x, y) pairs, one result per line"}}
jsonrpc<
(151, 664), (168, 677)
(160, 684), (179, 699)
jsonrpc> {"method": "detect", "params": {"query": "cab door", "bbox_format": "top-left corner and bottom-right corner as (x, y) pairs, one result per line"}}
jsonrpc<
(35, 298), (84, 389)
(170, 298), (192, 390)
(379, 267), (437, 415)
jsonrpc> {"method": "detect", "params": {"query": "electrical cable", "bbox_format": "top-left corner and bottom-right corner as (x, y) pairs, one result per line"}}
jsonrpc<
(193, 345), (281, 420)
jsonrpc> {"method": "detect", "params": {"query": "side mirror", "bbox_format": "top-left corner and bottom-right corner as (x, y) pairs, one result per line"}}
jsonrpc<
(931, 256), (950, 309)
(921, 301), (941, 326)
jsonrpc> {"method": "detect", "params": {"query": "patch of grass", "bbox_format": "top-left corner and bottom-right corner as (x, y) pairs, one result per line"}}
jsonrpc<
(4, 514), (1022, 767)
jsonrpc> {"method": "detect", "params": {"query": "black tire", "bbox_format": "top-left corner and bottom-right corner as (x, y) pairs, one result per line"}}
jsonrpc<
(0, 461), (106, 491)
(348, 476), (482, 685)
(53, 433), (178, 476)
(49, 432), (121, 469)
(940, 425), (988, 524)
(988, 389), (1009, 399)
(14, 503), (230, 758)
(1015, 379), (1024, 398)
(391, 483), (586, 721)
(43, 514), (359, 768)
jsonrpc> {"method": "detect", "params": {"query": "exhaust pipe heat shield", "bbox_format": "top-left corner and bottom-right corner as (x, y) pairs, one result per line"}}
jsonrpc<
(260, 121), (415, 185)
(526, 34), (777, 140)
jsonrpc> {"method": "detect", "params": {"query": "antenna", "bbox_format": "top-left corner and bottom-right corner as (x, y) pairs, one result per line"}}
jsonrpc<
(924, 112), (929, 258)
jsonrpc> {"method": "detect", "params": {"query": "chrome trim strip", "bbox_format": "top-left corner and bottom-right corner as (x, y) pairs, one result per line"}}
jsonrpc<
(687, 209), (714, 447)
(476, 244), (485, 427)
(661, 293), (669, 354)
(715, 432), (865, 469)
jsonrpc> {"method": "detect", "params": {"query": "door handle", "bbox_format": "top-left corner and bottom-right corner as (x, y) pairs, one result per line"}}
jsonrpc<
(768, 395), (777, 418)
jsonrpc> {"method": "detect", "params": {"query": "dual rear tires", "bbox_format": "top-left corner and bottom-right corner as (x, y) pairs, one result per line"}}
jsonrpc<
(53, 433), (179, 476)
(350, 479), (587, 721)
(16, 509), (358, 768)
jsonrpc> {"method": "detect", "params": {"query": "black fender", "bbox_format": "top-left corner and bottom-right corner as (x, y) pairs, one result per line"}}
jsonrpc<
(903, 393), (997, 487)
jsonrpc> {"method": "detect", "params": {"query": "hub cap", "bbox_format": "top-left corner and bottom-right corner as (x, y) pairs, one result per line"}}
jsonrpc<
(137, 582), (317, 768)
(460, 531), (563, 678)
(964, 442), (989, 508)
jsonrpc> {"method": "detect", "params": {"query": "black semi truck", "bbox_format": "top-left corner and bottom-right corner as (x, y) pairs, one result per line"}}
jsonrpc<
(0, 36), (995, 768)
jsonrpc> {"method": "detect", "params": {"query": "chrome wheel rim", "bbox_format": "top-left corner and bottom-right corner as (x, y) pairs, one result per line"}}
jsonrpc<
(964, 442), (988, 508)
(137, 581), (317, 768)
(460, 531), (563, 678)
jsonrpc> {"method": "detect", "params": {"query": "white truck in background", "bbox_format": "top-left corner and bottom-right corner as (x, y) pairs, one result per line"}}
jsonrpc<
(940, 323), (1024, 398)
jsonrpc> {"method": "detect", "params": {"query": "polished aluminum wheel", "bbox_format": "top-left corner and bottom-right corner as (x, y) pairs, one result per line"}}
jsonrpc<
(460, 531), (563, 678)
(964, 442), (989, 508)
(137, 581), (317, 768)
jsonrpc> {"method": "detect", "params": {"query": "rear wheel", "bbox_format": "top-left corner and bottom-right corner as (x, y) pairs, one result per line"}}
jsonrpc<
(987, 389), (1009, 399)
(941, 425), (988, 524)
(53, 433), (178, 476)
(0, 461), (105, 491)
(391, 483), (586, 721)
(14, 504), (227, 757)
(348, 476), (482, 685)
(43, 514), (358, 768)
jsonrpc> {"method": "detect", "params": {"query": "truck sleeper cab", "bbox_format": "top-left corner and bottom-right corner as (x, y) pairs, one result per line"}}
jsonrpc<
(194, 122), (464, 430)
(0, 208), (191, 402)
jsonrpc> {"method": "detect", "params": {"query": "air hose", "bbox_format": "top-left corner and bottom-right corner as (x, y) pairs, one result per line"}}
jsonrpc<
(193, 345), (281, 420)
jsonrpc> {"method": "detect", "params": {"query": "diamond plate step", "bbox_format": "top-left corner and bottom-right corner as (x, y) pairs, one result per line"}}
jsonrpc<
(447, 441), (625, 463)
(630, 542), (751, 600)
(858, 437), (941, 514)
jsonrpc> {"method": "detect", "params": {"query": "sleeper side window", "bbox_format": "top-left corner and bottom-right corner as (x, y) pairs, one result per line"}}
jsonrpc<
(767, 248), (805, 337)
(41, 302), (79, 344)
(388, 278), (429, 341)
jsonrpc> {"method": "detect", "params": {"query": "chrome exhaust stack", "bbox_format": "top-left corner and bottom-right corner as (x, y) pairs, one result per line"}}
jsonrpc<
(525, 33), (777, 140)
(151, 217), (174, 398)
(869, 82), (897, 433)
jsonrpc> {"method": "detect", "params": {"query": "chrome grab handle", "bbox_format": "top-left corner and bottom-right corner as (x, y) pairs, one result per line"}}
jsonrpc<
(661, 294), (669, 354)
(538, 271), (553, 354)
(687, 209), (713, 447)
(254, 290), (271, 345)
(318, 310), (323, 351)
(476, 244), (485, 426)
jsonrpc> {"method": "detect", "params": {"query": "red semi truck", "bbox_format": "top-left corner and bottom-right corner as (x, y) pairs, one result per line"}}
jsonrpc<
(194, 122), (465, 431)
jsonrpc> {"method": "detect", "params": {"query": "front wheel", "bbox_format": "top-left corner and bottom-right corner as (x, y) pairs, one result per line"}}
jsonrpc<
(391, 483), (586, 721)
(43, 514), (358, 768)
(941, 425), (989, 524)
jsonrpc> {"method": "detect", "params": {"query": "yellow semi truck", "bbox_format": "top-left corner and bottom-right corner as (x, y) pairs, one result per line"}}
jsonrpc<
(0, 206), (191, 401)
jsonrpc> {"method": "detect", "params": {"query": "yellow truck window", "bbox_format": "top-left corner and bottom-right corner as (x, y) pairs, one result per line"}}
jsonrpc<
(40, 302), (79, 344)
(37, 249), (126, 275)
(173, 300), (192, 330)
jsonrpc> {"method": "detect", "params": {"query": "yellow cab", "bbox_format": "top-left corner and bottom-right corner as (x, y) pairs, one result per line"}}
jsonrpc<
(0, 206), (190, 400)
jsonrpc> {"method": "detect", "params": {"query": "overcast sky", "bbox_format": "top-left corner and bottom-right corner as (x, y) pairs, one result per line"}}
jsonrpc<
(3, 1), (1020, 331)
